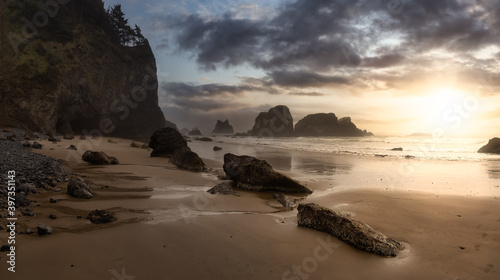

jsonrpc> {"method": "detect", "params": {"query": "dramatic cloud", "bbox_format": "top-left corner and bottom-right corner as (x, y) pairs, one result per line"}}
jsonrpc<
(268, 70), (349, 88)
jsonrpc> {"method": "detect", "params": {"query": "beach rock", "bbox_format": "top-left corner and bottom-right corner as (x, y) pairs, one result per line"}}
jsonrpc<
(212, 119), (234, 134)
(22, 141), (31, 148)
(213, 146), (222, 151)
(63, 133), (74, 140)
(37, 223), (53, 235)
(295, 113), (373, 137)
(67, 145), (77, 150)
(130, 142), (140, 148)
(405, 155), (415, 159)
(207, 181), (239, 196)
(195, 137), (213, 142)
(49, 198), (57, 203)
(82, 150), (119, 165)
(18, 183), (36, 194)
(391, 147), (403, 151)
(87, 209), (115, 224)
(149, 127), (188, 157)
(49, 214), (57, 219)
(107, 139), (117, 144)
(0, 245), (9, 252)
(48, 135), (61, 142)
(273, 193), (297, 208)
(15, 192), (31, 207)
(297, 203), (404, 257)
(223, 153), (312, 193)
(66, 178), (94, 199)
(478, 138), (500, 154)
(170, 149), (206, 172)
(188, 128), (202, 136)
(21, 208), (35, 216)
(26, 229), (34, 234)
(32, 141), (43, 149)
(250, 105), (294, 137)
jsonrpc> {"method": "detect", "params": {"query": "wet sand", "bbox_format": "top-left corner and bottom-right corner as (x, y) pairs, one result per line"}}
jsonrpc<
(0, 136), (499, 279)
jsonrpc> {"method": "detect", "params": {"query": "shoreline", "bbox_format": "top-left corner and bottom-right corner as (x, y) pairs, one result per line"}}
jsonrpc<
(0, 134), (499, 279)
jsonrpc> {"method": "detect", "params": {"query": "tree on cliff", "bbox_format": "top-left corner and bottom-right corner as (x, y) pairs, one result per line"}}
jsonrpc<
(107, 4), (146, 46)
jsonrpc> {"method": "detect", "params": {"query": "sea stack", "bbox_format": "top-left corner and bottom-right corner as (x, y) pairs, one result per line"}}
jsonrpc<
(212, 119), (234, 134)
(294, 113), (373, 137)
(250, 105), (294, 137)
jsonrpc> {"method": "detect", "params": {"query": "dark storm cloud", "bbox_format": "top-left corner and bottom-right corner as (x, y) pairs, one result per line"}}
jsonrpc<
(288, 91), (325, 96)
(159, 0), (499, 74)
(268, 70), (349, 88)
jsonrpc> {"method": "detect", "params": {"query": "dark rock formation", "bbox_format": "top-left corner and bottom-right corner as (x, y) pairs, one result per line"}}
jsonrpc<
(188, 128), (202, 136)
(223, 153), (312, 193)
(67, 145), (77, 150)
(32, 142), (43, 149)
(273, 193), (298, 208)
(391, 147), (403, 151)
(170, 148), (206, 172)
(82, 150), (119, 165)
(213, 146), (222, 151)
(212, 119), (234, 134)
(0, 0), (167, 141)
(195, 137), (213, 142)
(87, 209), (115, 224)
(250, 105), (294, 137)
(297, 203), (404, 257)
(149, 128), (205, 171)
(22, 141), (31, 148)
(295, 113), (373, 137)
(67, 178), (94, 199)
(149, 127), (188, 157)
(478, 138), (500, 154)
(207, 181), (239, 196)
(130, 142), (140, 148)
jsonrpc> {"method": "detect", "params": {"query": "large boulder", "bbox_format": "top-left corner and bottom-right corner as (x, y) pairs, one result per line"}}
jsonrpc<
(250, 105), (294, 137)
(212, 119), (234, 134)
(170, 148), (206, 172)
(149, 127), (188, 157)
(478, 138), (500, 154)
(297, 203), (404, 257)
(67, 178), (94, 199)
(149, 128), (206, 172)
(295, 113), (373, 137)
(82, 150), (119, 165)
(223, 153), (312, 193)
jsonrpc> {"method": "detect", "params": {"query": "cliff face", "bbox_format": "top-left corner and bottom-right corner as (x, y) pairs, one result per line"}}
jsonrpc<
(250, 105), (294, 137)
(295, 113), (372, 137)
(0, 0), (166, 140)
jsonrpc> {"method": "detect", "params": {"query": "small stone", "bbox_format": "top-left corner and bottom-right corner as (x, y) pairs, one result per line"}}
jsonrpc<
(459, 246), (465, 250)
(32, 141), (42, 149)
(66, 145), (77, 150)
(22, 141), (32, 148)
(26, 228), (34, 234)
(76, 215), (83, 219)
(49, 198), (57, 203)
(0, 245), (10, 252)
(37, 223), (53, 235)
(213, 146), (222, 151)
(49, 214), (57, 219)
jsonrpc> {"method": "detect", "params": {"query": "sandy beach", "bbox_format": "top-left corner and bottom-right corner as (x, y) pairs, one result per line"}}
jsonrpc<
(0, 136), (499, 280)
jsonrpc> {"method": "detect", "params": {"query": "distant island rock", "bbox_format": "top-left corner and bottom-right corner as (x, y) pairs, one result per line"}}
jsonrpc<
(294, 113), (373, 137)
(188, 128), (202, 136)
(478, 137), (500, 154)
(250, 105), (294, 137)
(0, 0), (168, 141)
(212, 119), (234, 134)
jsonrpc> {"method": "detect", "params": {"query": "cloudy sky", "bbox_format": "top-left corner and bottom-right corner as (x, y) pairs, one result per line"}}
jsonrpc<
(103, 0), (500, 137)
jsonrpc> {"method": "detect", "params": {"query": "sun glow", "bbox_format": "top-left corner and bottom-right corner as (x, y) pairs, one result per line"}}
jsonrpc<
(423, 88), (481, 136)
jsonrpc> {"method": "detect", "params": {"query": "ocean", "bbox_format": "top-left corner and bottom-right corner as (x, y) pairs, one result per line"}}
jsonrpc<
(216, 136), (499, 162)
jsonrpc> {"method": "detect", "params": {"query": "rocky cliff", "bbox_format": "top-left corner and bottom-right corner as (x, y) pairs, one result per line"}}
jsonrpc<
(250, 105), (294, 137)
(0, 0), (167, 141)
(212, 119), (234, 134)
(295, 113), (372, 137)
